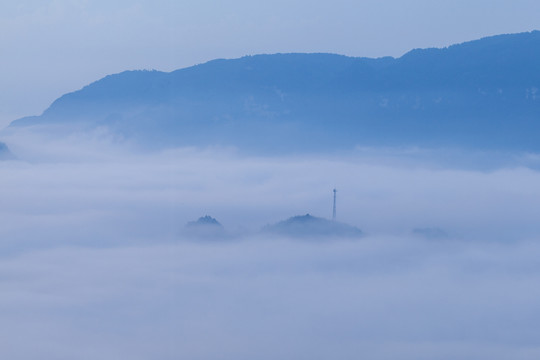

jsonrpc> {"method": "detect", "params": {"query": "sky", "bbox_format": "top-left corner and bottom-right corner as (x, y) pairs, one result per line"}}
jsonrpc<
(1, 0), (540, 127)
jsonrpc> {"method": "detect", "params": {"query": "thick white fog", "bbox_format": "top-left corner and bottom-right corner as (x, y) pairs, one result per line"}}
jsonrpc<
(2, 134), (540, 359)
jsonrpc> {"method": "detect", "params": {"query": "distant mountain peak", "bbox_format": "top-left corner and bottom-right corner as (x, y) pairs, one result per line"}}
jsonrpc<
(263, 214), (362, 238)
(186, 215), (223, 228)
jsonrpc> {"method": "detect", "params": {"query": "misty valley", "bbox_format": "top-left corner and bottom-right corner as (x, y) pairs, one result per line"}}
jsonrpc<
(2, 31), (540, 360)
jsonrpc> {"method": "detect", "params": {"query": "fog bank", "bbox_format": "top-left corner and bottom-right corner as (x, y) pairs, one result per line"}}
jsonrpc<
(1, 238), (540, 359)
(1, 139), (540, 358)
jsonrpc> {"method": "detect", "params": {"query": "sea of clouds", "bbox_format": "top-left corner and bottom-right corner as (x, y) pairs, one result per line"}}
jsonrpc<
(1, 131), (540, 359)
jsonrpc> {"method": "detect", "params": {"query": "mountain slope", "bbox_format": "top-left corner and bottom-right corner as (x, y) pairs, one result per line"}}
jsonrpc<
(9, 31), (540, 152)
(0, 142), (14, 160)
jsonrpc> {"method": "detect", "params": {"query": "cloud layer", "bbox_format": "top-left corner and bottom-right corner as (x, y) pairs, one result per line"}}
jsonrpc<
(2, 238), (540, 359)
(1, 139), (540, 359)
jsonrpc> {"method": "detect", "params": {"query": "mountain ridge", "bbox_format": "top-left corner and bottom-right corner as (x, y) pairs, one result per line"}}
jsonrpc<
(7, 30), (540, 152)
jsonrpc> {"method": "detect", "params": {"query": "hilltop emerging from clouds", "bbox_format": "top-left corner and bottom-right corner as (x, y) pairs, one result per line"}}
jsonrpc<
(7, 31), (540, 153)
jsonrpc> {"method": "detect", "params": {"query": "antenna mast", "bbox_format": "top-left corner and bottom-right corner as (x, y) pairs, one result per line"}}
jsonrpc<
(332, 188), (337, 221)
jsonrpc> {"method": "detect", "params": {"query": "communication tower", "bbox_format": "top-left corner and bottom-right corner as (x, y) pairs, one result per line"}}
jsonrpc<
(332, 188), (337, 221)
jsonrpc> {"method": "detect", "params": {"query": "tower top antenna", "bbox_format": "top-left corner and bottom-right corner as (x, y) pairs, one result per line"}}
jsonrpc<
(332, 188), (337, 221)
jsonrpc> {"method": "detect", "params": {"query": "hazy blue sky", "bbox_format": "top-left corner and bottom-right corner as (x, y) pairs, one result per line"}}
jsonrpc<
(1, 0), (540, 127)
